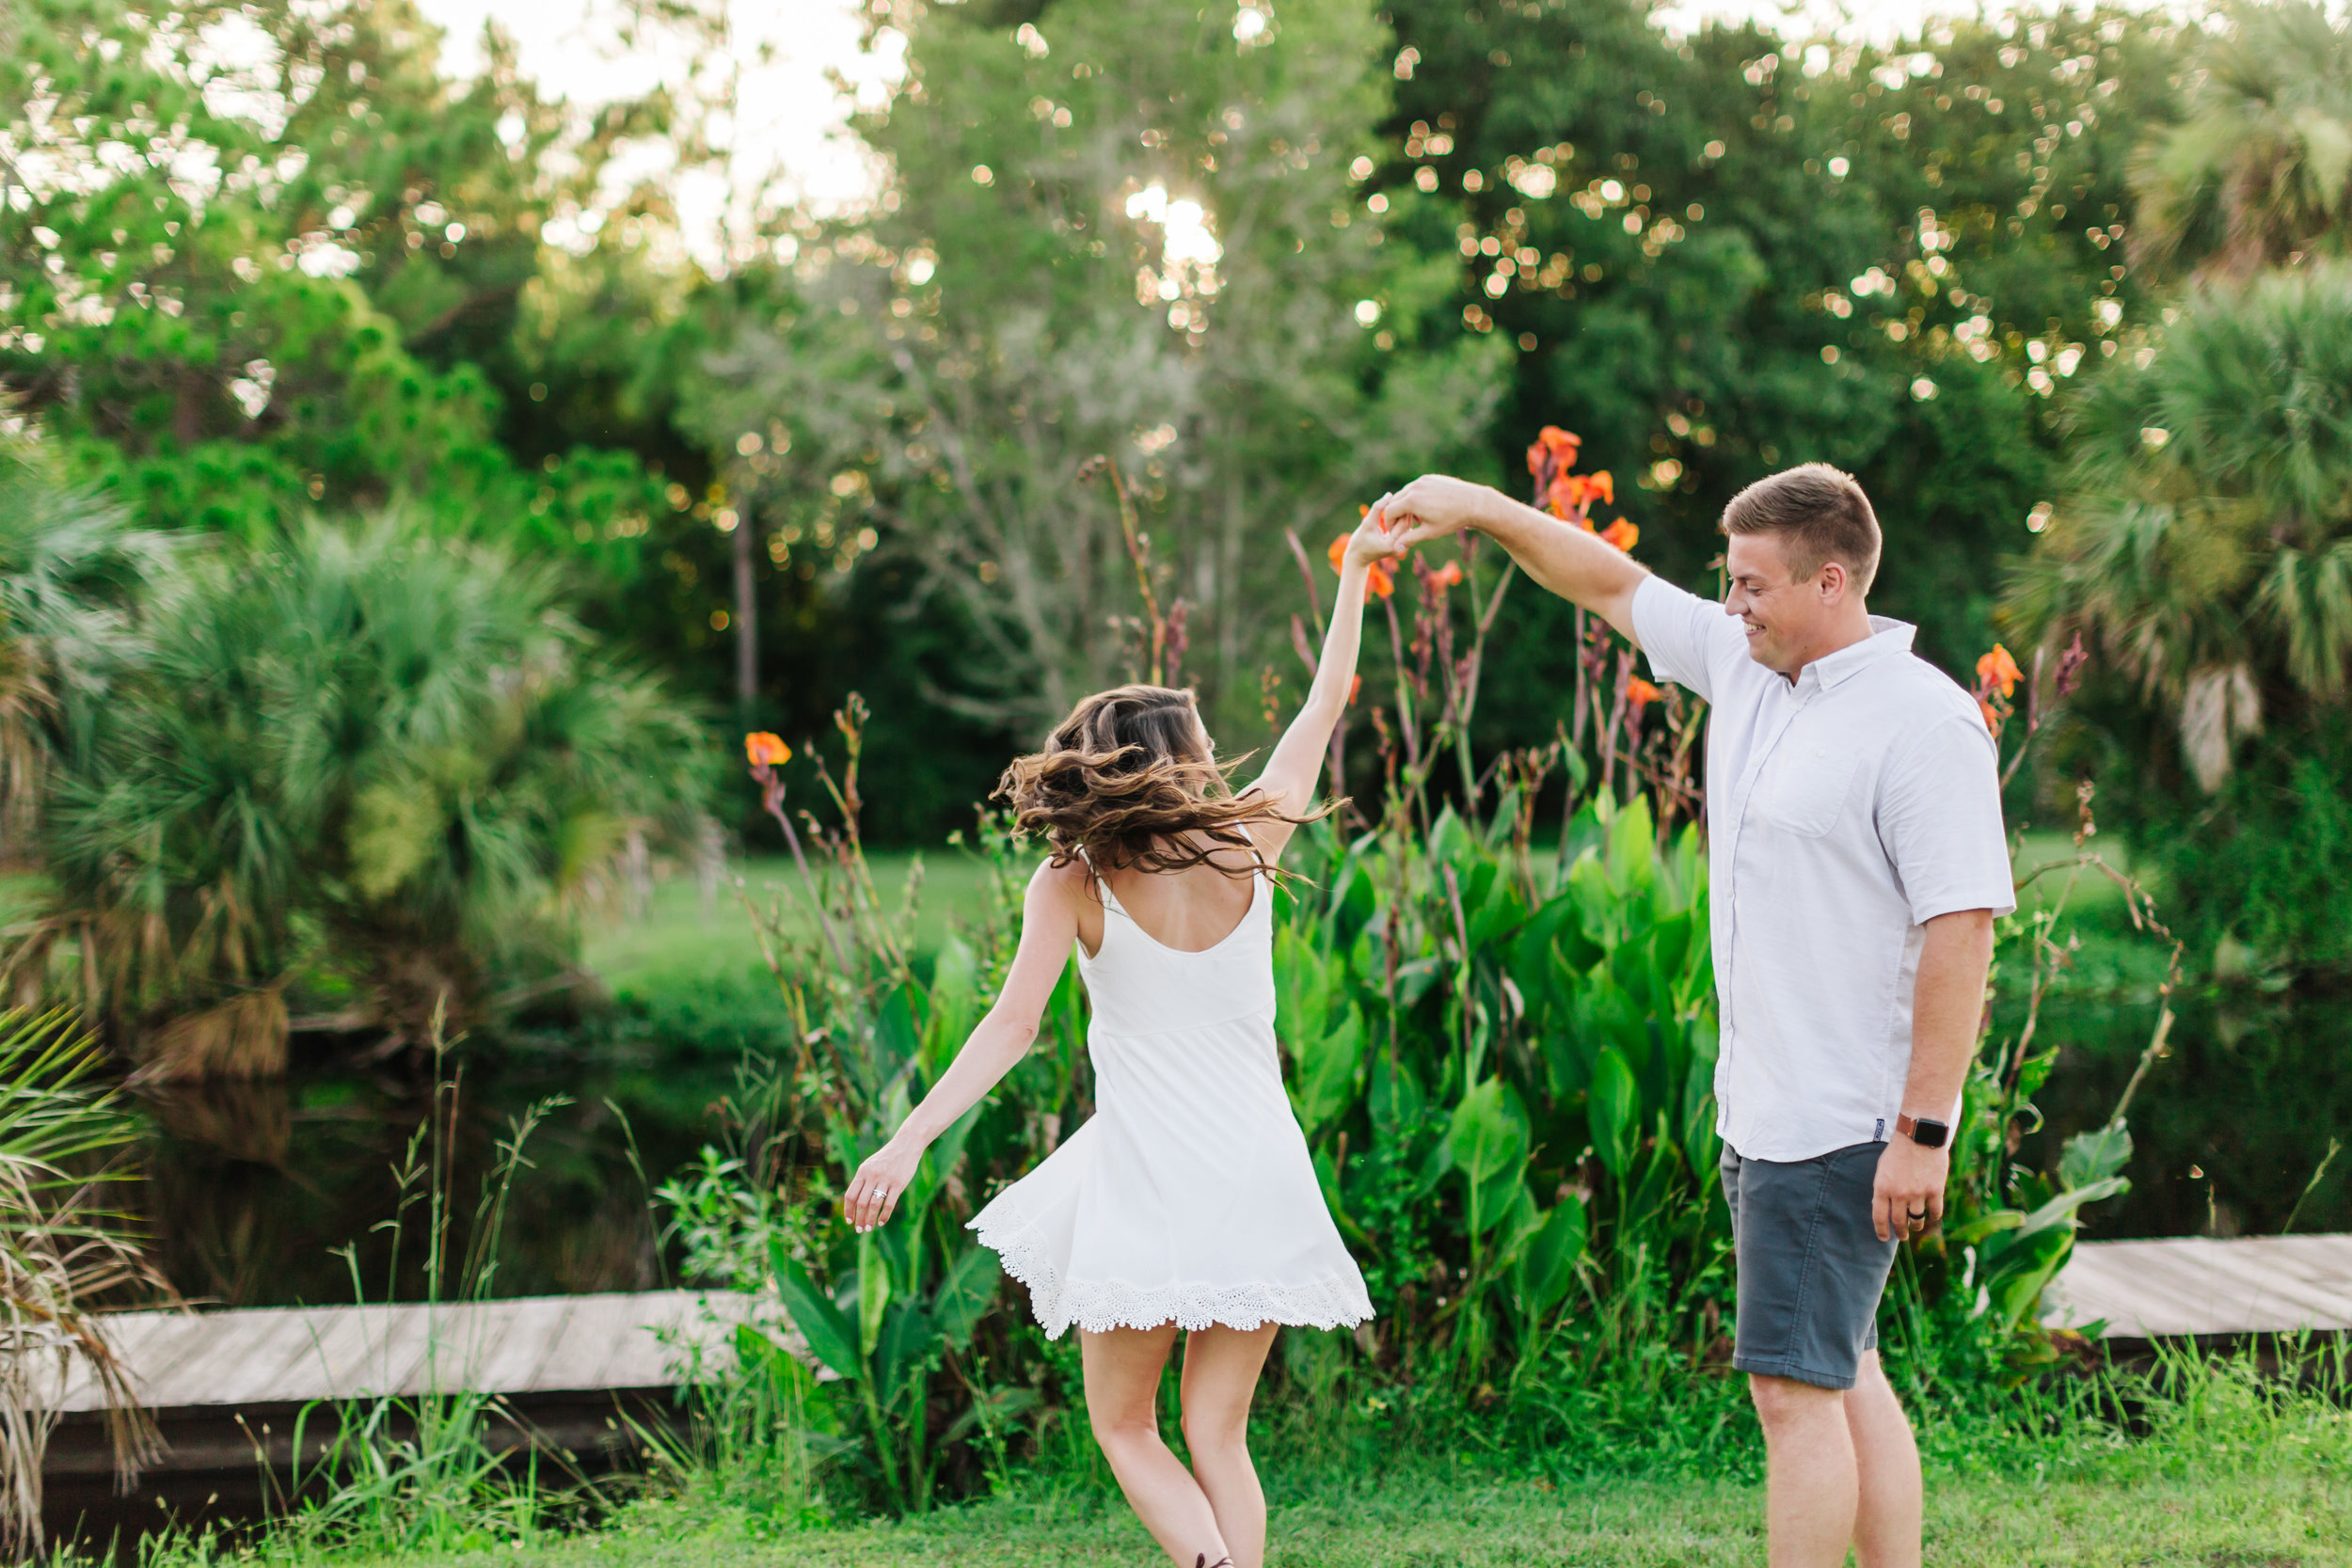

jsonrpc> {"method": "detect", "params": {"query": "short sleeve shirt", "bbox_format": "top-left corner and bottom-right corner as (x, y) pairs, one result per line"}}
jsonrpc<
(1630, 575), (2016, 1163)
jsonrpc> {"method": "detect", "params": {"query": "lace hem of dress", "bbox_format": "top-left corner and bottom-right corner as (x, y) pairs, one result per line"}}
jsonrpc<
(970, 1208), (1374, 1341)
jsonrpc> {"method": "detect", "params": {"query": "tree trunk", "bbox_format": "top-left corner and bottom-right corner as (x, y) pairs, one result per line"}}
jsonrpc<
(734, 512), (758, 707)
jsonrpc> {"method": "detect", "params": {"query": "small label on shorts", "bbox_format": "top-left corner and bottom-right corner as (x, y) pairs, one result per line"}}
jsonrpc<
(1874, 1117), (1886, 1141)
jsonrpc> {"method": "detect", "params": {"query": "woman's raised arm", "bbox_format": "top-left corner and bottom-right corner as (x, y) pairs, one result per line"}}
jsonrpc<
(845, 856), (1084, 1232)
(1244, 512), (1395, 861)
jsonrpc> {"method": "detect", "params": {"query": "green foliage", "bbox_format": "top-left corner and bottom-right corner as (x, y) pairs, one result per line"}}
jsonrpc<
(0, 425), (176, 855)
(0, 1011), (155, 1555)
(688, 0), (1509, 741)
(0, 1), (669, 548)
(1380, 1), (2187, 675)
(7, 517), (713, 1070)
(2010, 262), (2352, 968)
(2133, 1), (2352, 282)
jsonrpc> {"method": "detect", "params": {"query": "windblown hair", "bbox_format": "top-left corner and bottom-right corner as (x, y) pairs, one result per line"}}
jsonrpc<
(996, 685), (1335, 879)
(1720, 462), (1883, 593)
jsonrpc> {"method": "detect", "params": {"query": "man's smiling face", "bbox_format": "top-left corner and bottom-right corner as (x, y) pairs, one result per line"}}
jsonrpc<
(1723, 531), (1823, 677)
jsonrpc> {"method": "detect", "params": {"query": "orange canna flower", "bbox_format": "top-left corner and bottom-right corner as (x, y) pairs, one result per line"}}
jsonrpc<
(1585, 470), (1614, 506)
(1328, 533), (1349, 570)
(1526, 425), (1582, 477)
(1979, 699), (2004, 736)
(1627, 677), (1662, 712)
(1976, 643), (2024, 700)
(1436, 560), (1464, 587)
(1347, 673), (1362, 705)
(745, 732), (792, 768)
(1599, 517), (1640, 552)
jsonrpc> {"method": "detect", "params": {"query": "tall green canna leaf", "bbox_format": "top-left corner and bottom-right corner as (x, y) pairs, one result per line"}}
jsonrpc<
(931, 1244), (1002, 1354)
(1293, 1004), (1367, 1138)
(1509, 1197), (1589, 1322)
(769, 1242), (862, 1382)
(1589, 1046), (1640, 1181)
(1448, 1076), (1532, 1238)
(857, 1233), (894, 1359)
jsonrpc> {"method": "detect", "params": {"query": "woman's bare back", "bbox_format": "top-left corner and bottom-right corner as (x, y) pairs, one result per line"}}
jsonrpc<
(1073, 838), (1263, 958)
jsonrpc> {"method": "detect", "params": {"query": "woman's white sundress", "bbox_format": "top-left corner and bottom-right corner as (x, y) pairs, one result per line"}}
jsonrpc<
(968, 863), (1374, 1339)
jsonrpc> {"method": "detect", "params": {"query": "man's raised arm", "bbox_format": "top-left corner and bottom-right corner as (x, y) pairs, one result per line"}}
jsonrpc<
(1375, 475), (1648, 642)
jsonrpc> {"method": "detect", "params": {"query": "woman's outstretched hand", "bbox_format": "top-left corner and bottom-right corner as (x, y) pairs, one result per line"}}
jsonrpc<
(1340, 506), (1406, 573)
(845, 1137), (924, 1233)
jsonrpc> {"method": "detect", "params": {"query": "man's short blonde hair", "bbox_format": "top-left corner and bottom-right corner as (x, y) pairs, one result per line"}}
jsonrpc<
(1720, 463), (1882, 593)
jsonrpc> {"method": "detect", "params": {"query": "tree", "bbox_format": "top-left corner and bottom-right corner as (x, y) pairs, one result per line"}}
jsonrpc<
(0, 0), (711, 598)
(2132, 1), (2352, 281)
(2009, 263), (2352, 970)
(0, 421), (173, 863)
(2011, 263), (2352, 788)
(7, 515), (714, 1076)
(1375, 0), (2188, 679)
(689, 0), (1507, 741)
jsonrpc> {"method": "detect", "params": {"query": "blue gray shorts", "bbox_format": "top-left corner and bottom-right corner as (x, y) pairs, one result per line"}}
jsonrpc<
(1718, 1140), (1899, 1391)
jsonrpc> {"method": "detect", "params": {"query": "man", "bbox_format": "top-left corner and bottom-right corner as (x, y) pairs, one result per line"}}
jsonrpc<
(1376, 464), (2011, 1568)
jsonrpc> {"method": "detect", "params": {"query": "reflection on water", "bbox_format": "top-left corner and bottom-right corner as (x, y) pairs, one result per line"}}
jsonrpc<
(134, 1040), (744, 1307)
(2010, 991), (2351, 1239)
(131, 984), (2348, 1307)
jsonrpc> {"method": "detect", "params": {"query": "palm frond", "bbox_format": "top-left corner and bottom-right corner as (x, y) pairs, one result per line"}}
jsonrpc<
(0, 1010), (165, 1554)
(17, 514), (714, 1068)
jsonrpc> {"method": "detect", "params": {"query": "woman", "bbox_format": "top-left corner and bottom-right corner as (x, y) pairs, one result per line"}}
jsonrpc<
(841, 514), (1398, 1568)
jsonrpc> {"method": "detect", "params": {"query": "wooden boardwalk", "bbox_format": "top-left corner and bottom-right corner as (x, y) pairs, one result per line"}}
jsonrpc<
(46, 1289), (754, 1416)
(31, 1233), (2351, 1513)
(2041, 1234), (2352, 1339)
(37, 1290), (762, 1539)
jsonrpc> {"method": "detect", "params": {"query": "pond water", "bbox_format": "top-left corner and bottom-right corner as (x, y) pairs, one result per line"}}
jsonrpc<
(135, 1029), (750, 1308)
(130, 981), (2350, 1309)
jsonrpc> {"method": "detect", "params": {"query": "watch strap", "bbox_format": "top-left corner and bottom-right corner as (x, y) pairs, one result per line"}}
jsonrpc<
(1895, 1113), (1948, 1148)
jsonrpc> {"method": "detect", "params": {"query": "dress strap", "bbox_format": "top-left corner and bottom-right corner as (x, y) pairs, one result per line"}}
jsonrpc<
(1075, 847), (1129, 919)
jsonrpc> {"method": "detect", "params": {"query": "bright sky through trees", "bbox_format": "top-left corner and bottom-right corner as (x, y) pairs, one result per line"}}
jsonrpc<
(409, 0), (2072, 266)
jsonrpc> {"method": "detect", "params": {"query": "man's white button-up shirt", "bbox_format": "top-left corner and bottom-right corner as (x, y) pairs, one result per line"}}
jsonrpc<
(1631, 575), (2016, 1164)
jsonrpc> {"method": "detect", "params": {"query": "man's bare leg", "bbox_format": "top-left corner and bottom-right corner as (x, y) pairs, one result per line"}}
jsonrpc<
(1751, 1372), (1858, 1568)
(1843, 1351), (1923, 1568)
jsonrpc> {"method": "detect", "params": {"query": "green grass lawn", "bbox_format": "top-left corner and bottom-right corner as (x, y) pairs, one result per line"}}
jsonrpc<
(582, 851), (1000, 994)
(419, 1459), (2351, 1568)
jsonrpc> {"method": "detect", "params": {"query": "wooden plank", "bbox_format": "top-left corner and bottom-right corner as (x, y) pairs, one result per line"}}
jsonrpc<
(468, 1297), (573, 1395)
(2044, 1235), (2352, 1338)
(2186, 1241), (2352, 1325)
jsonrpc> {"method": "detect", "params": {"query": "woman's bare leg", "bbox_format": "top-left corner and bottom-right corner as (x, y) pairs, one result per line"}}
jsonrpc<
(1179, 1324), (1279, 1568)
(1081, 1323), (1232, 1567)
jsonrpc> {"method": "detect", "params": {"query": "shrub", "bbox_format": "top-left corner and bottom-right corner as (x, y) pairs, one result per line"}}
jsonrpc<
(6, 517), (716, 1075)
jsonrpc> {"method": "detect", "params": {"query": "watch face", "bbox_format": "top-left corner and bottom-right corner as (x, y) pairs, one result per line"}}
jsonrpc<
(1913, 1118), (1949, 1148)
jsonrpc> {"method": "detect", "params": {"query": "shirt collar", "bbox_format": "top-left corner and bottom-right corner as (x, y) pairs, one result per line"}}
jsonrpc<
(1797, 616), (1916, 692)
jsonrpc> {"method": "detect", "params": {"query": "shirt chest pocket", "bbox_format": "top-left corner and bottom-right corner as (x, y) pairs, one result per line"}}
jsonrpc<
(1754, 736), (1862, 838)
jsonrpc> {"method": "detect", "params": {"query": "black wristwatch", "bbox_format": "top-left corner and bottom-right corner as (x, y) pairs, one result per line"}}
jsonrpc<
(1896, 1113), (1949, 1149)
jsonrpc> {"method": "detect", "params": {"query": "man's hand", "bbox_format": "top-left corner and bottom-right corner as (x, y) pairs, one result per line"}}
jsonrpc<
(1374, 474), (1500, 550)
(1872, 1134), (1949, 1243)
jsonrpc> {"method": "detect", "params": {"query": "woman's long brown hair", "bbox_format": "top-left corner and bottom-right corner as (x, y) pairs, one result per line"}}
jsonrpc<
(995, 685), (1336, 879)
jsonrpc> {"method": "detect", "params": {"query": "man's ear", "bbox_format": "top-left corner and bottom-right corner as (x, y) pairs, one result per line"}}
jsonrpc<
(1816, 559), (1850, 606)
